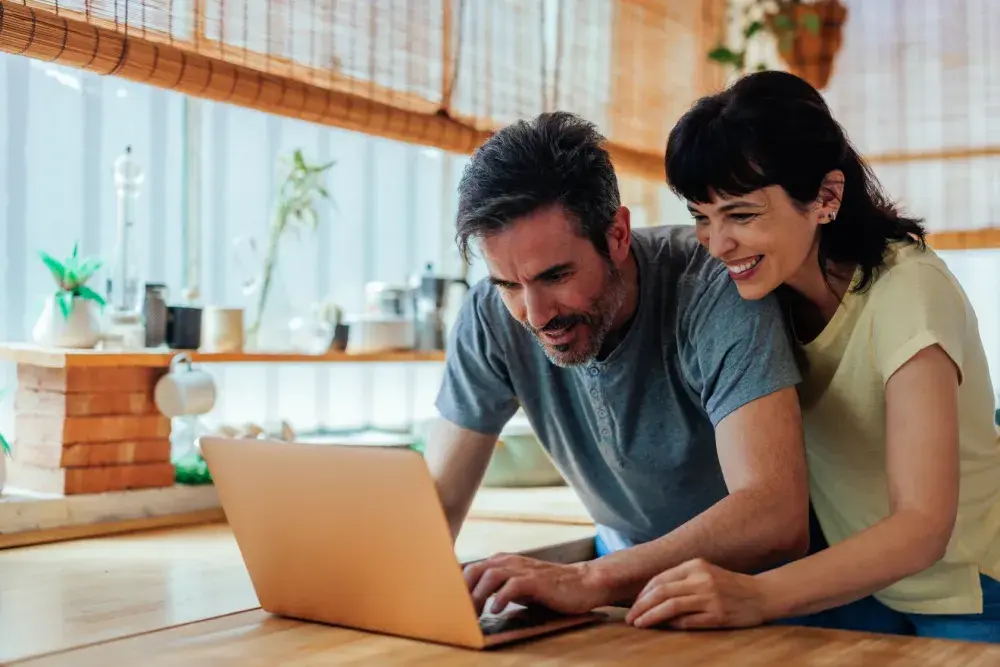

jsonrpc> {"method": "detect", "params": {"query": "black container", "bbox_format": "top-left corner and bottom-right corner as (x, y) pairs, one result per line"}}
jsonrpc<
(166, 305), (203, 350)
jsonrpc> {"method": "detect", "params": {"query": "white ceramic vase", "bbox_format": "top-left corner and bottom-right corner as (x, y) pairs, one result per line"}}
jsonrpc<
(32, 295), (103, 349)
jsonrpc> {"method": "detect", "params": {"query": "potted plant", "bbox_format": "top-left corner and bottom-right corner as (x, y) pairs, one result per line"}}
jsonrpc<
(32, 242), (106, 349)
(242, 149), (335, 350)
(708, 0), (848, 90)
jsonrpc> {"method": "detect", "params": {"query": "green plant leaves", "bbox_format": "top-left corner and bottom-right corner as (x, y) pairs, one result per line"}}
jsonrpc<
(773, 13), (795, 31)
(744, 20), (765, 39)
(75, 285), (106, 307)
(39, 251), (66, 286)
(0, 431), (9, 457)
(57, 290), (74, 318)
(802, 11), (821, 34)
(707, 46), (745, 69)
(39, 243), (105, 301)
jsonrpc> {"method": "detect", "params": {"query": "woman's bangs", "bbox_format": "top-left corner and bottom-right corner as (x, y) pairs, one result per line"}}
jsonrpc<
(665, 124), (771, 205)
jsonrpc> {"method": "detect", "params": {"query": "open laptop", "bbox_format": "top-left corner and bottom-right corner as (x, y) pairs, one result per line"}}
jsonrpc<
(199, 436), (603, 650)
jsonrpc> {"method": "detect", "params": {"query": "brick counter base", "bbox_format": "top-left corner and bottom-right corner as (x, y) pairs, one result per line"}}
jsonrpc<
(8, 365), (175, 495)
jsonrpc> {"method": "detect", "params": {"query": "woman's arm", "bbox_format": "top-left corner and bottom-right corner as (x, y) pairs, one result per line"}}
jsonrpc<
(625, 343), (960, 629)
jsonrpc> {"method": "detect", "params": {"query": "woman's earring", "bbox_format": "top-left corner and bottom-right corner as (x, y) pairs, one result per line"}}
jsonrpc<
(828, 211), (837, 221)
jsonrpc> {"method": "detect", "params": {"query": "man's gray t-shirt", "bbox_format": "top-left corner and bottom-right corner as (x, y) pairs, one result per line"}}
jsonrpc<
(435, 225), (801, 546)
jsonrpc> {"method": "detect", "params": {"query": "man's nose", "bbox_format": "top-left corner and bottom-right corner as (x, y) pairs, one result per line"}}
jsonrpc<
(524, 288), (556, 330)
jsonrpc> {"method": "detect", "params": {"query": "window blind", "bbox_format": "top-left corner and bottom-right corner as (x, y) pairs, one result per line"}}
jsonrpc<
(0, 0), (725, 182)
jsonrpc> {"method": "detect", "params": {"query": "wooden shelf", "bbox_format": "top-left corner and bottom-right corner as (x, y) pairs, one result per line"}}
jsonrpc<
(926, 228), (1000, 251)
(0, 343), (445, 368)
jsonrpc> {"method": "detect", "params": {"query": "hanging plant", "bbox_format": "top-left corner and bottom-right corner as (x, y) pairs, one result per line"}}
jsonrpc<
(708, 0), (848, 90)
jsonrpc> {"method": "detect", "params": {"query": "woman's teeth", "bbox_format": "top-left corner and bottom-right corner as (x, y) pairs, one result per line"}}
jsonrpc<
(728, 256), (762, 275)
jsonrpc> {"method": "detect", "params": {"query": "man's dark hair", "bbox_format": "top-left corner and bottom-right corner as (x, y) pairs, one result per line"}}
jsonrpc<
(455, 111), (621, 264)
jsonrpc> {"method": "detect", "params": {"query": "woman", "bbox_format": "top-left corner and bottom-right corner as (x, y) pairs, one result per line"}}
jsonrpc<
(624, 70), (1000, 642)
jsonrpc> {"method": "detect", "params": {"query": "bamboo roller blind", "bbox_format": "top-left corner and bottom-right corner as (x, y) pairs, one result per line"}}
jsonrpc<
(821, 0), (1000, 236)
(0, 0), (725, 182)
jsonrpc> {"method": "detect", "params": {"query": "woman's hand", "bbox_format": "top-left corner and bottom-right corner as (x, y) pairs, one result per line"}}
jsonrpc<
(624, 558), (773, 630)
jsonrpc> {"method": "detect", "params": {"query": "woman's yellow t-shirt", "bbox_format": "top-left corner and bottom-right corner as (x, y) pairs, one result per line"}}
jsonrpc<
(800, 240), (1000, 615)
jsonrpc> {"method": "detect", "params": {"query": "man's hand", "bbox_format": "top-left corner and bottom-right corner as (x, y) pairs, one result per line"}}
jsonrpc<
(625, 558), (772, 630)
(463, 553), (606, 615)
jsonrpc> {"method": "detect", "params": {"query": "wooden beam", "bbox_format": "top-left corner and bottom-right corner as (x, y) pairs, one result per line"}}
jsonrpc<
(926, 228), (1000, 251)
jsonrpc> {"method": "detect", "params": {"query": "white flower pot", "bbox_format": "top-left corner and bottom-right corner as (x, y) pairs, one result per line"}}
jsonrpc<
(0, 455), (7, 496)
(32, 295), (103, 349)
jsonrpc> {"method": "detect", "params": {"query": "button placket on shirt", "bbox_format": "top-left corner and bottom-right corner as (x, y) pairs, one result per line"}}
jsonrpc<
(587, 363), (613, 442)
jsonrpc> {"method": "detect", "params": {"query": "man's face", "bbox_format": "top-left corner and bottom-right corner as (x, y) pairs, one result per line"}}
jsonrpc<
(480, 205), (627, 367)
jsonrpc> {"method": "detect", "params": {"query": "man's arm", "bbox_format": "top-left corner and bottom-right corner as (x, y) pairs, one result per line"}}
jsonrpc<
(424, 418), (498, 540)
(467, 386), (808, 614)
(466, 276), (808, 614)
(428, 285), (519, 540)
(584, 385), (809, 603)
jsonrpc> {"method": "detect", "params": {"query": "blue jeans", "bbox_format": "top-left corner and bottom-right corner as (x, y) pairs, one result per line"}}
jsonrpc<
(778, 509), (1000, 642)
(597, 509), (1000, 642)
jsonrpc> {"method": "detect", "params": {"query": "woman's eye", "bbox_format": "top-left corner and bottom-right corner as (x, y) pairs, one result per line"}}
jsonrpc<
(730, 213), (757, 223)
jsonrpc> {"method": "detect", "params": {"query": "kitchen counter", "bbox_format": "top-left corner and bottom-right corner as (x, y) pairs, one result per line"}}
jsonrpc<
(1, 483), (591, 549)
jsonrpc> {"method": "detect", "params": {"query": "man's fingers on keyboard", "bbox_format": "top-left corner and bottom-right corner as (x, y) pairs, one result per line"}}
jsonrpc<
(471, 566), (521, 614)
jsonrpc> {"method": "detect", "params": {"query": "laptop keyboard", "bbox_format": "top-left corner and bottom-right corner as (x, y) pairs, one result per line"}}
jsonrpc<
(479, 605), (565, 636)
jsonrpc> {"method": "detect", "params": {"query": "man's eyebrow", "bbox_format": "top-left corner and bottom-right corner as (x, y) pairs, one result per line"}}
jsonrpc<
(488, 263), (574, 287)
(531, 263), (574, 282)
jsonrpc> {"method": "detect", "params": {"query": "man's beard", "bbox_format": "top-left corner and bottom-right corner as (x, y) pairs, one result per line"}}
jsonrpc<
(523, 262), (627, 368)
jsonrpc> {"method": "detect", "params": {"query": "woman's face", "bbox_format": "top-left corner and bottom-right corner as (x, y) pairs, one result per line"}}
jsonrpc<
(687, 185), (834, 300)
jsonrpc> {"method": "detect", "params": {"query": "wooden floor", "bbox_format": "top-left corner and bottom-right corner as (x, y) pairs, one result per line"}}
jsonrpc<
(4, 520), (1000, 666)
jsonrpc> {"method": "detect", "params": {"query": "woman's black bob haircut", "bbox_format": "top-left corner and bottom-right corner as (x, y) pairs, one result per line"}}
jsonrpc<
(665, 70), (925, 294)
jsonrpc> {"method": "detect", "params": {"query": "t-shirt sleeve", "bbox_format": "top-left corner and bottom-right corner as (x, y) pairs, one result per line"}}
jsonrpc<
(434, 291), (520, 435)
(684, 276), (802, 427)
(870, 261), (967, 385)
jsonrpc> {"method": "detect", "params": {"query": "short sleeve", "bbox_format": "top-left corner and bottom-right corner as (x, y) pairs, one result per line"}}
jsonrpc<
(684, 276), (802, 427)
(870, 261), (967, 385)
(434, 289), (520, 435)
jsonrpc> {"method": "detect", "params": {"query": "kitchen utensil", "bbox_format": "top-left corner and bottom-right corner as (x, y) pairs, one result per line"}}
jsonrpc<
(344, 314), (414, 353)
(412, 263), (469, 351)
(201, 307), (244, 353)
(166, 305), (202, 349)
(154, 353), (217, 417)
(143, 283), (168, 347)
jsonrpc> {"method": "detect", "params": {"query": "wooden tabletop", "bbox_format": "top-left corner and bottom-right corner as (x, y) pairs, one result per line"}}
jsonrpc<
(15, 605), (1000, 667)
(6, 520), (1000, 667)
(0, 520), (596, 664)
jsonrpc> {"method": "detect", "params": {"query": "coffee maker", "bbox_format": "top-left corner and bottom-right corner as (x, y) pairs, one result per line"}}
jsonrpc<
(411, 263), (469, 351)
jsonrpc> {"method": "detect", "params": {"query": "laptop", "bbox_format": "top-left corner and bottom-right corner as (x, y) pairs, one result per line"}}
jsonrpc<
(198, 436), (604, 649)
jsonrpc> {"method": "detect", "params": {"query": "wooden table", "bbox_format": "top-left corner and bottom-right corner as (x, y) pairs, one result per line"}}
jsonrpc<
(15, 602), (1000, 666)
(5, 521), (1000, 667)
(0, 520), (596, 664)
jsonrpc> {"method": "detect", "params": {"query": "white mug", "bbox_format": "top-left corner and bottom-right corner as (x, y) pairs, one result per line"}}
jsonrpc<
(154, 353), (217, 417)
(200, 307), (244, 353)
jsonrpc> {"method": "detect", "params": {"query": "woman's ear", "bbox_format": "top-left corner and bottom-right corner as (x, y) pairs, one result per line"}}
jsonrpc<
(817, 170), (845, 223)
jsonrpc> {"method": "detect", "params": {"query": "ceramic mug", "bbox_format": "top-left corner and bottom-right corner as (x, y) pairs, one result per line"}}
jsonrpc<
(154, 353), (217, 417)
(201, 307), (244, 353)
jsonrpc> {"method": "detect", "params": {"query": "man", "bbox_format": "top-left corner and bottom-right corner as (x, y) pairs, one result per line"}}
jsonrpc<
(425, 111), (808, 618)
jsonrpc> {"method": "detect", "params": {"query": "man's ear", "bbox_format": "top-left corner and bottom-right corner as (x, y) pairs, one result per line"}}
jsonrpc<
(608, 206), (631, 263)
